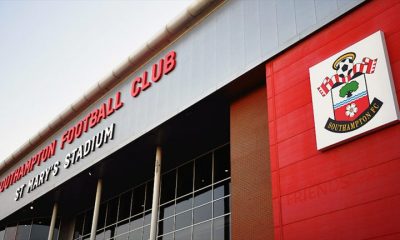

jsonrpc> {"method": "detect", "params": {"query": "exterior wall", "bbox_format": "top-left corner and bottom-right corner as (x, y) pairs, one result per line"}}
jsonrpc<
(230, 87), (273, 240)
(266, 1), (400, 239)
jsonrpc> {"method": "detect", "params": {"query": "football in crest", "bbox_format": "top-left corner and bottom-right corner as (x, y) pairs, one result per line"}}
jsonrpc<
(336, 57), (354, 78)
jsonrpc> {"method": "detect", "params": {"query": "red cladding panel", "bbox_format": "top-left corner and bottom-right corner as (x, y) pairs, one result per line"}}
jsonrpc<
(266, 1), (400, 239)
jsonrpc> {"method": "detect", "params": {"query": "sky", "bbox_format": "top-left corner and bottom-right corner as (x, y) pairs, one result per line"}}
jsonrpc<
(0, 0), (193, 162)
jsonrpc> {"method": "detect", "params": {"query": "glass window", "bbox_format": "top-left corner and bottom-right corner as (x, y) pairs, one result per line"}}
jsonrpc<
(193, 220), (211, 240)
(213, 216), (230, 240)
(174, 227), (191, 240)
(213, 180), (230, 200)
(97, 203), (107, 230)
(193, 203), (212, 224)
(214, 197), (230, 218)
(30, 218), (50, 240)
(142, 226), (150, 240)
(175, 211), (191, 230)
(15, 221), (31, 240)
(214, 145), (230, 182)
(176, 162), (193, 197)
(106, 198), (118, 226)
(4, 225), (17, 240)
(114, 232), (128, 240)
(95, 229), (104, 240)
(104, 224), (116, 239)
(158, 217), (174, 236)
(157, 233), (173, 240)
(195, 154), (212, 190)
(131, 185), (145, 216)
(119, 191), (132, 221)
(145, 181), (153, 211)
(128, 228), (142, 240)
(74, 214), (84, 239)
(161, 170), (176, 204)
(175, 195), (192, 214)
(0, 225), (5, 240)
(143, 211), (152, 226)
(159, 202), (174, 220)
(194, 187), (212, 207)
(115, 219), (129, 237)
(129, 215), (143, 231)
(83, 210), (94, 236)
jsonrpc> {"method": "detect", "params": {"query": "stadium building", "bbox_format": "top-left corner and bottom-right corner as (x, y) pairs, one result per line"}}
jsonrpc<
(0, 0), (399, 240)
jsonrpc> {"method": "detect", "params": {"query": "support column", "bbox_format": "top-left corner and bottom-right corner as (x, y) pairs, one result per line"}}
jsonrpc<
(47, 202), (58, 240)
(149, 146), (162, 240)
(90, 179), (103, 240)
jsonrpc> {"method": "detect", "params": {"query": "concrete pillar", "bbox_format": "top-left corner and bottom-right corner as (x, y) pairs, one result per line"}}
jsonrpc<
(47, 202), (58, 240)
(149, 146), (162, 240)
(90, 179), (103, 240)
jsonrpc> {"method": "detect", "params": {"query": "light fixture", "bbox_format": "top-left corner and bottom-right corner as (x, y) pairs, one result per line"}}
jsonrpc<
(224, 169), (229, 173)
(30, 206), (34, 210)
(88, 172), (92, 176)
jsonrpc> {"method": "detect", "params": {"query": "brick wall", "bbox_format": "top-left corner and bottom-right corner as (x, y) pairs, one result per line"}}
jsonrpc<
(266, 1), (400, 239)
(230, 87), (274, 240)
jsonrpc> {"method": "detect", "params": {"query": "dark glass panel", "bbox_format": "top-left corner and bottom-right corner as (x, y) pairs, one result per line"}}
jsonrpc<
(157, 217), (174, 236)
(74, 214), (84, 239)
(213, 216), (230, 240)
(97, 203), (107, 230)
(82, 234), (90, 240)
(177, 162), (193, 197)
(213, 197), (230, 218)
(4, 225), (17, 240)
(129, 214), (143, 231)
(195, 154), (212, 190)
(83, 209), (93, 235)
(131, 185), (145, 216)
(30, 218), (50, 240)
(214, 145), (230, 182)
(175, 211), (191, 230)
(194, 187), (212, 207)
(118, 191), (132, 221)
(160, 170), (176, 204)
(176, 195), (192, 214)
(16, 221), (31, 240)
(128, 228), (142, 240)
(193, 220), (211, 240)
(145, 181), (153, 211)
(174, 227), (191, 240)
(106, 198), (119, 226)
(213, 180), (230, 200)
(115, 219), (129, 237)
(159, 202), (174, 220)
(193, 203), (212, 224)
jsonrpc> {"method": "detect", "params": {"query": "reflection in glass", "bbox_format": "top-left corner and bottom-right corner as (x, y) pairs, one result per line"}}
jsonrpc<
(157, 233), (173, 240)
(144, 211), (152, 226)
(193, 220), (211, 240)
(4, 226), (17, 240)
(194, 187), (212, 207)
(175, 227), (191, 240)
(194, 203), (212, 224)
(30, 218), (50, 240)
(214, 197), (230, 218)
(129, 215), (143, 231)
(175, 211), (191, 230)
(15, 221), (31, 240)
(175, 195), (192, 214)
(114, 232), (129, 240)
(213, 216), (230, 240)
(104, 224), (117, 239)
(74, 214), (84, 239)
(142, 225), (150, 240)
(128, 228), (142, 240)
(95, 229), (104, 240)
(158, 217), (174, 236)
(115, 219), (129, 237)
(159, 202), (174, 220)
(0, 226), (5, 240)
(213, 181), (230, 200)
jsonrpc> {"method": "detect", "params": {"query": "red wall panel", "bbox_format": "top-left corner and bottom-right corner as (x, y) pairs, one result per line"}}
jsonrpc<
(266, 1), (400, 239)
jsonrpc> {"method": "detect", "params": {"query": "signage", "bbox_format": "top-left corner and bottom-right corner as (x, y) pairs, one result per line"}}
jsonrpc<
(309, 31), (399, 150)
